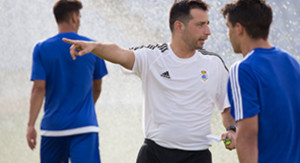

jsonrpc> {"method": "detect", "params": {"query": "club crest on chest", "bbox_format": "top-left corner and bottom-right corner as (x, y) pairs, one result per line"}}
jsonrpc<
(201, 70), (208, 83)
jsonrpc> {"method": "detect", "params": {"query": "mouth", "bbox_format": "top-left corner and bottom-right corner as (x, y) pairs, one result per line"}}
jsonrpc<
(198, 38), (206, 44)
(200, 37), (208, 41)
(199, 36), (209, 44)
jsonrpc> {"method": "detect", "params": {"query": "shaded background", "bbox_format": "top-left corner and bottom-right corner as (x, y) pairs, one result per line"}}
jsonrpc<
(0, 0), (299, 162)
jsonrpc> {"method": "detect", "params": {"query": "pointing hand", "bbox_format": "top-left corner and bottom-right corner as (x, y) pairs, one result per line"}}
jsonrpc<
(62, 38), (96, 60)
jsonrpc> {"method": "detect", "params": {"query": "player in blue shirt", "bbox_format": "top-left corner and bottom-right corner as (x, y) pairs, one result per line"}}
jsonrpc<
(26, 1), (107, 162)
(221, 0), (300, 162)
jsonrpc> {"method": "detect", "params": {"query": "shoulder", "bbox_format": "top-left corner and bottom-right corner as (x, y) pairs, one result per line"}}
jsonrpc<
(36, 35), (62, 49)
(129, 43), (169, 53)
(198, 49), (228, 71)
(95, 55), (106, 62)
(33, 38), (50, 53)
(34, 41), (43, 49)
(275, 47), (299, 65)
(229, 58), (256, 82)
(237, 50), (260, 72)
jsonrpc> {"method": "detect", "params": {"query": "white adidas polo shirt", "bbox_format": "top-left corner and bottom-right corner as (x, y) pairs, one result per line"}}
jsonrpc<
(131, 43), (229, 150)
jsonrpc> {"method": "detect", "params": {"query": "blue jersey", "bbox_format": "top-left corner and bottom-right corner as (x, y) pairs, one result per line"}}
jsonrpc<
(31, 32), (108, 136)
(228, 47), (300, 163)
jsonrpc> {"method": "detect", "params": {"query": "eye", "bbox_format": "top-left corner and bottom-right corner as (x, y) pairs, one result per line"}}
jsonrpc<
(197, 22), (205, 27)
(197, 21), (209, 27)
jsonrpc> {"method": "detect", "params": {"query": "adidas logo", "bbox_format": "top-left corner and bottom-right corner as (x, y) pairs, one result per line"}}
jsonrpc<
(160, 71), (170, 79)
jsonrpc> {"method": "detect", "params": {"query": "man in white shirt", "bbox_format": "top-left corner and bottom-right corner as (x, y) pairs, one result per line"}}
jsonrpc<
(63, 0), (235, 162)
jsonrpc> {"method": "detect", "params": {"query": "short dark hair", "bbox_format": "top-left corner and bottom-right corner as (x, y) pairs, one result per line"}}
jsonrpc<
(53, 0), (83, 23)
(221, 0), (272, 40)
(169, 0), (209, 32)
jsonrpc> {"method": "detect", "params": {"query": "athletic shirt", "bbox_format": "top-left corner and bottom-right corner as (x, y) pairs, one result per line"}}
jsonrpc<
(228, 47), (300, 163)
(31, 32), (108, 136)
(131, 43), (229, 150)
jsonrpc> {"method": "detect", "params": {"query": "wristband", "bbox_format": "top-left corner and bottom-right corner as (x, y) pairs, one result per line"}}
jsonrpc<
(226, 125), (236, 132)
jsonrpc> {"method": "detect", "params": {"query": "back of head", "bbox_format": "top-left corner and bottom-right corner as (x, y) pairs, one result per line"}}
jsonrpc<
(53, 0), (82, 24)
(169, 0), (209, 32)
(222, 0), (273, 40)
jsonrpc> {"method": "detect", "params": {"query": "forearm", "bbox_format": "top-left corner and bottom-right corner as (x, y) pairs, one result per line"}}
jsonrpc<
(236, 132), (258, 163)
(222, 107), (236, 128)
(236, 116), (258, 163)
(93, 91), (100, 104)
(221, 108), (237, 150)
(63, 38), (135, 69)
(92, 79), (102, 104)
(92, 42), (134, 70)
(28, 85), (45, 127)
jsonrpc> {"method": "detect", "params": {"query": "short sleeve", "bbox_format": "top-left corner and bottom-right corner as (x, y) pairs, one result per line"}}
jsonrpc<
(31, 43), (46, 81)
(93, 57), (108, 80)
(215, 58), (230, 112)
(132, 48), (151, 78)
(228, 62), (260, 121)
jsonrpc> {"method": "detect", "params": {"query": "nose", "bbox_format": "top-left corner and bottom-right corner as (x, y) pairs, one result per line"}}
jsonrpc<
(205, 25), (211, 36)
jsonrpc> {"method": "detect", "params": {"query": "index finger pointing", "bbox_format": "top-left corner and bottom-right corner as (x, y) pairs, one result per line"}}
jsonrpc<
(62, 38), (76, 45)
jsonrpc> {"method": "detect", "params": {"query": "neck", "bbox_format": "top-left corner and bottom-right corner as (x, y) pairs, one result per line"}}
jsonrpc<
(170, 36), (196, 59)
(241, 38), (272, 57)
(58, 22), (78, 34)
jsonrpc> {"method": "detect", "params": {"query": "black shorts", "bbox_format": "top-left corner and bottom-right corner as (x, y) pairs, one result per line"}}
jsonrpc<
(136, 139), (212, 163)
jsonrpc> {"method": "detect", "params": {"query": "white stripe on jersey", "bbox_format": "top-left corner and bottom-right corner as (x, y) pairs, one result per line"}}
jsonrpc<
(40, 126), (99, 137)
(229, 50), (255, 121)
(230, 62), (243, 121)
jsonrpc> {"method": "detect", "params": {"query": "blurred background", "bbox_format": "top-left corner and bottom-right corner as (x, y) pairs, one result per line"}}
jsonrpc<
(0, 0), (299, 162)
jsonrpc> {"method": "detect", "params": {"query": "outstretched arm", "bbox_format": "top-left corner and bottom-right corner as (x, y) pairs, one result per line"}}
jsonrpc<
(27, 80), (45, 150)
(63, 38), (135, 70)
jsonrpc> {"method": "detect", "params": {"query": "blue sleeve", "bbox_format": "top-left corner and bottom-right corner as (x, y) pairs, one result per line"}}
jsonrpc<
(228, 62), (260, 121)
(93, 56), (108, 80)
(31, 43), (46, 81)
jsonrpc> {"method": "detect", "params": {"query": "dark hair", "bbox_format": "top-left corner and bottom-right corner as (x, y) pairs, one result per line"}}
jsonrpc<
(53, 0), (83, 23)
(169, 0), (209, 32)
(221, 0), (272, 40)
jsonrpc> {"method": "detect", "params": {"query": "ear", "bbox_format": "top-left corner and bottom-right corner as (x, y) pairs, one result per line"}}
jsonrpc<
(174, 20), (185, 33)
(235, 22), (244, 36)
(70, 12), (78, 24)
